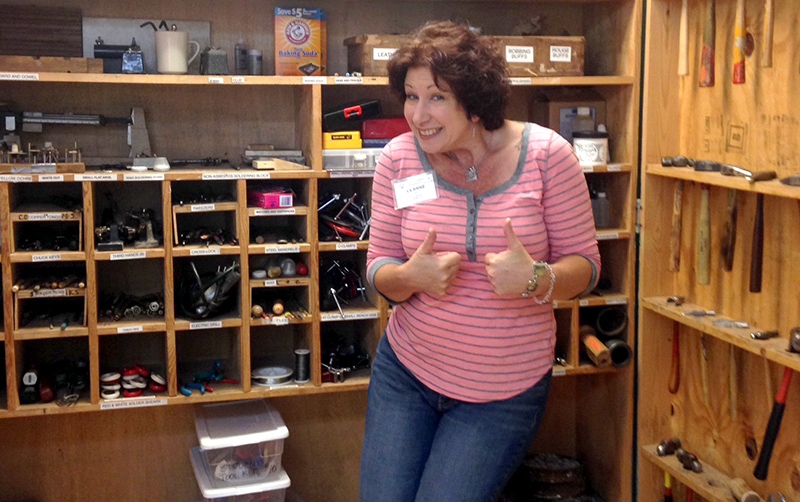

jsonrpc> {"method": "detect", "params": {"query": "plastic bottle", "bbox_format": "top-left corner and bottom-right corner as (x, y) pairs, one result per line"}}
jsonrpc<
(572, 107), (595, 135)
(234, 38), (248, 74)
(247, 49), (263, 75)
(592, 191), (610, 229)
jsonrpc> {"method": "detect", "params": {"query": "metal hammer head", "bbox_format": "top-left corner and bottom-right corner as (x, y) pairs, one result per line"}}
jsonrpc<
(720, 163), (777, 182)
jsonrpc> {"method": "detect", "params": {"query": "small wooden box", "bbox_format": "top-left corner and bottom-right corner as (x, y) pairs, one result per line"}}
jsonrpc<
(344, 34), (413, 76)
(491, 36), (585, 77)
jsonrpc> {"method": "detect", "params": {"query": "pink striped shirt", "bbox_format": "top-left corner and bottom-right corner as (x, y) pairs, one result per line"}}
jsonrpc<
(367, 122), (600, 403)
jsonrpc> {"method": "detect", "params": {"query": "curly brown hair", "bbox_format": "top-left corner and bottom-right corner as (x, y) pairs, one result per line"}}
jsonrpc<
(387, 21), (510, 131)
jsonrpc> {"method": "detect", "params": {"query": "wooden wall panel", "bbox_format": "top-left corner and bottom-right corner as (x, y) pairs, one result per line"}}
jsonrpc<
(640, 0), (800, 498)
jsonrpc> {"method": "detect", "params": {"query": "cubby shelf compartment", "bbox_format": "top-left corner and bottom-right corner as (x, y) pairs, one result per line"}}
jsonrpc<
(647, 165), (800, 199)
(641, 446), (737, 502)
(641, 297), (800, 371)
(319, 241), (369, 252)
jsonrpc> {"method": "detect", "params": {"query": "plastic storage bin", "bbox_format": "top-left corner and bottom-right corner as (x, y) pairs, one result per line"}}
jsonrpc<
(322, 148), (383, 171)
(194, 399), (289, 488)
(191, 447), (291, 501)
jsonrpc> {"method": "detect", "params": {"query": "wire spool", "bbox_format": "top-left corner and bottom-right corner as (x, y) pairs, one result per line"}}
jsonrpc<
(595, 306), (628, 337)
(294, 349), (310, 383)
(605, 338), (633, 368)
(251, 366), (293, 386)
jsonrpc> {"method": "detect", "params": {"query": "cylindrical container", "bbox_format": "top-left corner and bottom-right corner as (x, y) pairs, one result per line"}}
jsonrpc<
(591, 192), (610, 229)
(571, 107), (595, 135)
(294, 349), (310, 383)
(247, 49), (263, 75)
(604, 338), (633, 368)
(572, 130), (609, 166)
(234, 38), (248, 74)
(595, 306), (628, 337)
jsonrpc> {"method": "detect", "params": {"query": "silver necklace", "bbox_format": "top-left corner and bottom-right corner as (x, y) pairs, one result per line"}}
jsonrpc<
(446, 145), (490, 183)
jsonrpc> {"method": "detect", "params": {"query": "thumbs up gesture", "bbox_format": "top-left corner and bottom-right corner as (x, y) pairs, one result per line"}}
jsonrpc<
(407, 228), (461, 296)
(485, 218), (533, 295)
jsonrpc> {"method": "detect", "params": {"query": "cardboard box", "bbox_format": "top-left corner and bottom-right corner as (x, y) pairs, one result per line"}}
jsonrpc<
(344, 34), (413, 76)
(274, 7), (326, 76)
(529, 88), (606, 144)
(491, 36), (584, 78)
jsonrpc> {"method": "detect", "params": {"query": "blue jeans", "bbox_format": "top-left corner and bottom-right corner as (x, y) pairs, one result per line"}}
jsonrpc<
(360, 335), (552, 502)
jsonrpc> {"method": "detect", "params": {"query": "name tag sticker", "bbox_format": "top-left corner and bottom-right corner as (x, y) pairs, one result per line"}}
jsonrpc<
(392, 172), (438, 210)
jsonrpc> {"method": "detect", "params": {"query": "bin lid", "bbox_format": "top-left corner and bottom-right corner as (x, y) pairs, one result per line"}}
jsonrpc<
(195, 399), (289, 448)
(190, 447), (291, 498)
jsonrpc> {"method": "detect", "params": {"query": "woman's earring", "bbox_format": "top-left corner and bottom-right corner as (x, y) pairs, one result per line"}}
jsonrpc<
(472, 125), (476, 138)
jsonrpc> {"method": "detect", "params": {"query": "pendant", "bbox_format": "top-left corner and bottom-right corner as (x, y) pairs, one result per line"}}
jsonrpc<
(465, 166), (478, 183)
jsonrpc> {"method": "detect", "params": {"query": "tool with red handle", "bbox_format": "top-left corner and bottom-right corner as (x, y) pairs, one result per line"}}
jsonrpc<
(750, 194), (764, 292)
(733, 0), (746, 83)
(669, 322), (681, 393)
(700, 0), (716, 86)
(754, 367), (793, 480)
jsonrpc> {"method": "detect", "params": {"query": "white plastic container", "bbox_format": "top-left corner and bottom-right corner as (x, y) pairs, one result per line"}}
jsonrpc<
(194, 399), (289, 488)
(322, 148), (383, 171)
(191, 447), (290, 502)
(572, 130), (609, 167)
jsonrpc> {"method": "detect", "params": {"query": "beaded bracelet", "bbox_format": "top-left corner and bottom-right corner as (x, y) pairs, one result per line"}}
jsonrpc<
(533, 263), (556, 304)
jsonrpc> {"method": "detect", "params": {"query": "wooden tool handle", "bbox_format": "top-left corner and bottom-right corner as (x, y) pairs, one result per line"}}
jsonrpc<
(698, 186), (711, 285)
(754, 368), (793, 480)
(733, 0), (746, 83)
(669, 322), (681, 393)
(729, 345), (738, 420)
(701, 335), (710, 406)
(670, 180), (685, 272)
(729, 477), (764, 502)
(678, 0), (689, 75)
(582, 334), (611, 367)
(762, 0), (774, 67)
(721, 189), (738, 271)
(700, 0), (716, 86)
(750, 193), (764, 292)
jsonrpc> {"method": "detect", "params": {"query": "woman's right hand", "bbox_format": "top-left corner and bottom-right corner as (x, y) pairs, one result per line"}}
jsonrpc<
(404, 228), (461, 296)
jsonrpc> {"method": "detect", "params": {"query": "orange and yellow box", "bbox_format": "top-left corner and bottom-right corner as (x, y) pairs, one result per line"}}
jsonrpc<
(274, 7), (326, 76)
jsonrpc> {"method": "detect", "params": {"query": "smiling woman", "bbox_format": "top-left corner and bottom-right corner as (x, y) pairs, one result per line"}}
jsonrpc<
(359, 21), (602, 502)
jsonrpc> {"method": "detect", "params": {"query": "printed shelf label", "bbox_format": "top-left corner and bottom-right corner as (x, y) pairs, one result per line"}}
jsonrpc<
(110, 251), (147, 261)
(101, 397), (167, 410)
(189, 321), (223, 330)
(321, 311), (378, 321)
(254, 208), (296, 215)
(117, 325), (144, 333)
(32, 253), (62, 262)
(190, 248), (221, 256)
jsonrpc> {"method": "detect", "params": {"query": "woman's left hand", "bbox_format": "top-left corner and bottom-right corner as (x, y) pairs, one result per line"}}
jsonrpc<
(485, 218), (534, 296)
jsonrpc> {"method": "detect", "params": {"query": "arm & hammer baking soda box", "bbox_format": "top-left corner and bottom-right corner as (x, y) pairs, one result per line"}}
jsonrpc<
(274, 7), (327, 76)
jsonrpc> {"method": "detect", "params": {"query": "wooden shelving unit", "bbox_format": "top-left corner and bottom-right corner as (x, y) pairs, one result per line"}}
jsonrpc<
(638, 0), (800, 499)
(0, 0), (642, 500)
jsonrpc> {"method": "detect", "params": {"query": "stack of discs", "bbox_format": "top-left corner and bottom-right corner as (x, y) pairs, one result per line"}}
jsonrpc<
(100, 365), (167, 399)
(505, 453), (595, 502)
(251, 366), (293, 387)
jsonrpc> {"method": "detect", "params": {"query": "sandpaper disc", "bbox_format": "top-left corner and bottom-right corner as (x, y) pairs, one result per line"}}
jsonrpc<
(521, 453), (584, 484)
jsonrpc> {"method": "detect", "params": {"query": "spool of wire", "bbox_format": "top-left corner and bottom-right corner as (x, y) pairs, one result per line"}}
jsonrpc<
(295, 349), (310, 383)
